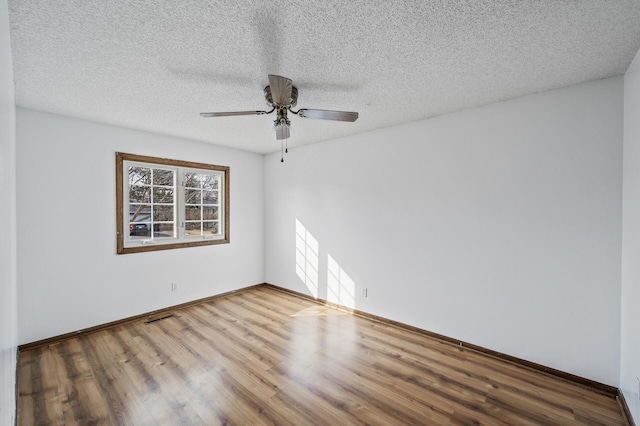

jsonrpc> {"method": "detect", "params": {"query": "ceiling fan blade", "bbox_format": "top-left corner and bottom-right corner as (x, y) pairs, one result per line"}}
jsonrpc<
(275, 124), (290, 140)
(268, 74), (293, 105)
(200, 110), (268, 117)
(297, 109), (359, 122)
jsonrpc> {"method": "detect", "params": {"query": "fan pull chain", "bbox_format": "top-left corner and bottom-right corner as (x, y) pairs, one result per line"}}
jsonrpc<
(280, 134), (289, 162)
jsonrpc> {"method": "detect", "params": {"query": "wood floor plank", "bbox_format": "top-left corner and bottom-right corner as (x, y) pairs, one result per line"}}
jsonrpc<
(18, 348), (51, 425)
(144, 317), (290, 425)
(50, 339), (118, 425)
(83, 331), (162, 425)
(17, 286), (627, 425)
(307, 347), (456, 424)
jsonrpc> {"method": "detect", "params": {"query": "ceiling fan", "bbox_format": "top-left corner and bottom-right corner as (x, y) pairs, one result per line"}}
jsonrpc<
(200, 74), (359, 142)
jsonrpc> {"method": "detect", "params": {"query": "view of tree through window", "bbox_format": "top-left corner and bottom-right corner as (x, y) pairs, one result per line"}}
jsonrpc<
(116, 152), (229, 254)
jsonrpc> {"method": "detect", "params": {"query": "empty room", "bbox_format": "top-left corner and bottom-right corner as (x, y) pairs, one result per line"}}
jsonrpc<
(2, 1), (640, 425)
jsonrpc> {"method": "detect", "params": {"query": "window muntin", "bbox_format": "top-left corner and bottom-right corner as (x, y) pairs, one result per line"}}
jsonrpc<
(116, 153), (229, 254)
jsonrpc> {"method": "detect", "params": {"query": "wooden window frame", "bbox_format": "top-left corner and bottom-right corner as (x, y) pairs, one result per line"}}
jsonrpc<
(116, 152), (230, 254)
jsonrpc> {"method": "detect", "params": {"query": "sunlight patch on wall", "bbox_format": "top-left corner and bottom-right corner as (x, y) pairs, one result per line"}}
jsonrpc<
(327, 254), (355, 309)
(295, 219), (319, 298)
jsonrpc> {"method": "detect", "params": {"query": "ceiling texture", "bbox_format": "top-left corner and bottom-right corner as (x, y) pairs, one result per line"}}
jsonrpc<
(8, 1), (640, 154)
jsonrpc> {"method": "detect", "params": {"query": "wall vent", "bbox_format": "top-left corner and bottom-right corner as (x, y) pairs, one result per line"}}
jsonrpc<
(144, 314), (175, 324)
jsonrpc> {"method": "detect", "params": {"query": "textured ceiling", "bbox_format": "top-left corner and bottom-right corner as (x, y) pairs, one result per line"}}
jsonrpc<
(8, 1), (640, 154)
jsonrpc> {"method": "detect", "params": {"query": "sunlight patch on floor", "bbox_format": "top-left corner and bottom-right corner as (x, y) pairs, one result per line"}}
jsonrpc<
(290, 305), (350, 317)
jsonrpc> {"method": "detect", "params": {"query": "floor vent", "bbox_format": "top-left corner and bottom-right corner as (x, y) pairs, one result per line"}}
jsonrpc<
(144, 314), (175, 324)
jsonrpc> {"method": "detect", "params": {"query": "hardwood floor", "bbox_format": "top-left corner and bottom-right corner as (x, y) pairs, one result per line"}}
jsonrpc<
(17, 286), (626, 425)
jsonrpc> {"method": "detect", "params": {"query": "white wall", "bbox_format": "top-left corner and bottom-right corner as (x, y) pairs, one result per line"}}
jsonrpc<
(265, 77), (624, 385)
(16, 109), (265, 344)
(0, 0), (17, 423)
(621, 48), (640, 422)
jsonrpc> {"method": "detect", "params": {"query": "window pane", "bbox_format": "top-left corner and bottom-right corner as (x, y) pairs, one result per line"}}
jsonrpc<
(129, 186), (151, 203)
(185, 206), (201, 221)
(129, 167), (151, 186)
(153, 169), (174, 186)
(153, 205), (174, 222)
(203, 206), (218, 221)
(185, 189), (201, 204)
(185, 172), (200, 188)
(202, 174), (219, 190)
(130, 205), (151, 222)
(153, 187), (173, 204)
(202, 190), (218, 205)
(203, 221), (218, 235)
(153, 223), (175, 238)
(185, 222), (201, 236)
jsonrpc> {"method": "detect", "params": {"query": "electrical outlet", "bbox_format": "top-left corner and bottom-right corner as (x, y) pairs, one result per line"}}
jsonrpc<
(171, 283), (178, 292)
(361, 288), (368, 298)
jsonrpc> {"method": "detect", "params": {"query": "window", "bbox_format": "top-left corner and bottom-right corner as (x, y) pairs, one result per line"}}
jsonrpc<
(116, 152), (229, 254)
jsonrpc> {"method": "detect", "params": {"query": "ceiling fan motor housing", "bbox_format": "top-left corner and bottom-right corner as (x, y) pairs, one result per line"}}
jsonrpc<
(264, 85), (298, 108)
